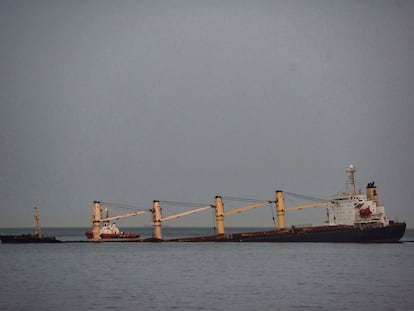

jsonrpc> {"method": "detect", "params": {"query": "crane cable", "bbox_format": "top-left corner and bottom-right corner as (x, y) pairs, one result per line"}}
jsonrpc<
(221, 196), (273, 203)
(158, 200), (211, 208)
(99, 201), (148, 211)
(282, 192), (329, 203)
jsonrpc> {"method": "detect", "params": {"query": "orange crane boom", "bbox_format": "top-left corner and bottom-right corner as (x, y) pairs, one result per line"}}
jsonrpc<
(161, 205), (213, 222)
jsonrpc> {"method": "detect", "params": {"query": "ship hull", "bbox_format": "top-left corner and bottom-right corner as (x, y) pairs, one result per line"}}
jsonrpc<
(171, 222), (406, 243)
(0, 235), (62, 243)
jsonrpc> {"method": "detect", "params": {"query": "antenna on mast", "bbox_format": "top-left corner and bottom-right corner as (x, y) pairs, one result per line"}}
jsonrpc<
(34, 207), (41, 237)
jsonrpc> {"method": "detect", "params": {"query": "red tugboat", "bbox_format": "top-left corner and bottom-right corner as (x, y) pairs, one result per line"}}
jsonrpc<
(85, 222), (139, 239)
(85, 207), (143, 240)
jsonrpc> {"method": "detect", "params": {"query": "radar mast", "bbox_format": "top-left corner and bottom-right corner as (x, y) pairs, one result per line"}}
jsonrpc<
(345, 164), (356, 195)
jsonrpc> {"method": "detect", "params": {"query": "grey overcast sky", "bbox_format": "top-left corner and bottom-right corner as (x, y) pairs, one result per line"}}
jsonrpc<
(1, 0), (413, 228)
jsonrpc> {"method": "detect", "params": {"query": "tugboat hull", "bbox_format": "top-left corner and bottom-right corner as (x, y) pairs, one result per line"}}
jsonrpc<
(85, 230), (139, 239)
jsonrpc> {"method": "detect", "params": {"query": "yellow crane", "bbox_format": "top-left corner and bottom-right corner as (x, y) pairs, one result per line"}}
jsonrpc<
(214, 196), (272, 234)
(151, 201), (213, 240)
(213, 192), (332, 234)
(275, 191), (332, 229)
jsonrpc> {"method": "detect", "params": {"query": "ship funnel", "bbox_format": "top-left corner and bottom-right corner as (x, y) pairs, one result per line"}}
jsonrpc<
(366, 182), (380, 206)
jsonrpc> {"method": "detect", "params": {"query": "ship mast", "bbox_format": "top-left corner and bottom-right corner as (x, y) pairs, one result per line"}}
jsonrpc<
(345, 164), (356, 195)
(34, 207), (41, 237)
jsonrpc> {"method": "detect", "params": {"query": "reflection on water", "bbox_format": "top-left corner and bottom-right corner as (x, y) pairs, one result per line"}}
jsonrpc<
(1, 228), (413, 310)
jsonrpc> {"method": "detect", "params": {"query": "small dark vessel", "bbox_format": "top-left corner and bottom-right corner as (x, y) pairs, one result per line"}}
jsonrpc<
(0, 207), (62, 243)
(0, 234), (62, 243)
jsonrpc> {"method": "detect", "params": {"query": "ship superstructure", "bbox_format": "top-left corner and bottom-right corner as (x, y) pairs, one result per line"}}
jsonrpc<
(328, 165), (389, 228)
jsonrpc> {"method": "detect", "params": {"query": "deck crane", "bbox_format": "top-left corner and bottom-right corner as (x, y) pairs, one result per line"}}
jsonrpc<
(275, 191), (332, 229)
(214, 196), (273, 234)
(92, 201), (150, 241)
(152, 201), (213, 240)
(214, 192), (332, 233)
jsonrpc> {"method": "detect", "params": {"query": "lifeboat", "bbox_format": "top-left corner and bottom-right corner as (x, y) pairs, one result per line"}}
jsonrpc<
(359, 207), (372, 216)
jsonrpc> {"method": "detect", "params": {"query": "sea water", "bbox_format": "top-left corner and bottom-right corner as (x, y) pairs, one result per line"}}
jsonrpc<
(1, 228), (413, 311)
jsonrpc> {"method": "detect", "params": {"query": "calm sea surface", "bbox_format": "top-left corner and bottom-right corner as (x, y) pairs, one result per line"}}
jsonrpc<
(1, 227), (413, 311)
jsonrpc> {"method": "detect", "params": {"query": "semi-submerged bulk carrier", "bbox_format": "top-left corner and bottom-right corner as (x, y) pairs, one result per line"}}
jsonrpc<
(176, 164), (406, 243)
(89, 165), (406, 243)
